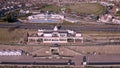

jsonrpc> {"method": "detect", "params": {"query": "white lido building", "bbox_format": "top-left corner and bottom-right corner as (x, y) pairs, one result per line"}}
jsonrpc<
(0, 50), (23, 56)
(27, 13), (64, 23)
(28, 26), (83, 44)
(27, 13), (79, 23)
(28, 14), (64, 20)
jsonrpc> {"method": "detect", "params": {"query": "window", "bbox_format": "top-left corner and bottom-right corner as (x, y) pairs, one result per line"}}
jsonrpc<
(60, 39), (66, 41)
(67, 38), (74, 42)
(60, 33), (66, 37)
(52, 34), (59, 37)
(29, 39), (35, 42)
(44, 39), (51, 41)
(75, 39), (82, 42)
(37, 39), (43, 42)
(52, 39), (59, 41)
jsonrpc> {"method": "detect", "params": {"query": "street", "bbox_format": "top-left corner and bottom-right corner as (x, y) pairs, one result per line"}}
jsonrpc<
(0, 23), (120, 32)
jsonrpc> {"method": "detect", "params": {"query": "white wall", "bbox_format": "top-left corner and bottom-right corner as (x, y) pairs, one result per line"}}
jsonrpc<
(43, 38), (67, 43)
(0, 50), (22, 56)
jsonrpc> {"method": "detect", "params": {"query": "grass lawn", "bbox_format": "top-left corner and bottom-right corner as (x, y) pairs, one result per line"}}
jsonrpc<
(66, 3), (105, 15)
(0, 28), (28, 44)
(60, 20), (76, 25)
(40, 4), (61, 13)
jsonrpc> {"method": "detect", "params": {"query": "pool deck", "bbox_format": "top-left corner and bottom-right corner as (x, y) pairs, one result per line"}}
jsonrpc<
(21, 18), (63, 23)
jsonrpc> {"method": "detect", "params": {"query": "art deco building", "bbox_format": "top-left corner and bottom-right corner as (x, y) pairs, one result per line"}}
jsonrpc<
(0, 50), (23, 56)
(28, 26), (83, 44)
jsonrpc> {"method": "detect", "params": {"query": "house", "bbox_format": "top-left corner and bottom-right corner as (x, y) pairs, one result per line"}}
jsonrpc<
(112, 18), (120, 24)
(98, 14), (112, 23)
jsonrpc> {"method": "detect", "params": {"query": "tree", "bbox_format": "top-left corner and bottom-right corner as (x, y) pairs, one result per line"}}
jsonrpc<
(116, 11), (120, 16)
(4, 12), (18, 23)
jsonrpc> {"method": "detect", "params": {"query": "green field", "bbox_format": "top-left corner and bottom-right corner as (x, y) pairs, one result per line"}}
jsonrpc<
(65, 3), (105, 15)
(40, 4), (61, 13)
(0, 28), (28, 44)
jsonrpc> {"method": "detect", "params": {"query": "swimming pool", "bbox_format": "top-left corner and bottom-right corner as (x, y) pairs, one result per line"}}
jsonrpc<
(31, 19), (59, 23)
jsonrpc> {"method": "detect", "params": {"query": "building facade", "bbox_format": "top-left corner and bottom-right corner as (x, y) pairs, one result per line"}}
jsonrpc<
(28, 26), (83, 44)
(0, 50), (23, 56)
(28, 14), (64, 20)
(27, 13), (64, 23)
(27, 13), (78, 23)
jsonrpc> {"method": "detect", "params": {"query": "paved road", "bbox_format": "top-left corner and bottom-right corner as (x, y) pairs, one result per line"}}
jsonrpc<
(0, 56), (76, 66)
(86, 54), (120, 66)
(0, 23), (120, 32)
(1, 62), (75, 65)
(1, 55), (120, 67)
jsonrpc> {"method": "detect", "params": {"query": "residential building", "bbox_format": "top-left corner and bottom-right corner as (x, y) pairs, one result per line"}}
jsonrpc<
(112, 18), (120, 24)
(98, 14), (112, 23)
